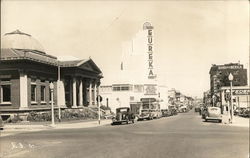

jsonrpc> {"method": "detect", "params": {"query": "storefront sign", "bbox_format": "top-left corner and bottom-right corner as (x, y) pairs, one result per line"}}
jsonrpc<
(145, 85), (157, 95)
(218, 65), (243, 70)
(140, 98), (156, 102)
(232, 89), (250, 95)
(147, 28), (156, 79)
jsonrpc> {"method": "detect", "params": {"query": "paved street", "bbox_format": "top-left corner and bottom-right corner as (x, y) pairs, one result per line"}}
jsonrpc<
(1, 111), (249, 158)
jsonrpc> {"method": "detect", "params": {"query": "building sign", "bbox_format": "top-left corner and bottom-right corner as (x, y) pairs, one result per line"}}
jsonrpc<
(218, 65), (243, 70)
(232, 89), (250, 95)
(140, 98), (156, 102)
(147, 26), (156, 79)
(144, 85), (157, 95)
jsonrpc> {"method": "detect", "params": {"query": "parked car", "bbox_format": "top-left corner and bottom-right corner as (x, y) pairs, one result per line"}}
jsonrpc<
(161, 109), (171, 117)
(111, 107), (135, 125)
(169, 106), (178, 116)
(104, 113), (115, 119)
(238, 107), (250, 118)
(204, 107), (222, 123)
(234, 107), (240, 115)
(149, 109), (162, 119)
(179, 106), (188, 113)
(243, 108), (250, 118)
(138, 109), (153, 120)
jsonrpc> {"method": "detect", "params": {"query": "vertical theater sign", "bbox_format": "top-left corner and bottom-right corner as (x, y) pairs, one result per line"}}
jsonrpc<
(143, 22), (156, 80)
(143, 22), (157, 95)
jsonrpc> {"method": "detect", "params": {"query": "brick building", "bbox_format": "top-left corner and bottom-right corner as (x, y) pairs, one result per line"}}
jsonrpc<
(0, 30), (103, 120)
(209, 63), (248, 97)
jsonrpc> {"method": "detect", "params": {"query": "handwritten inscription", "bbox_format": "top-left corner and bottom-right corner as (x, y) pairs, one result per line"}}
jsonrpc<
(11, 142), (36, 150)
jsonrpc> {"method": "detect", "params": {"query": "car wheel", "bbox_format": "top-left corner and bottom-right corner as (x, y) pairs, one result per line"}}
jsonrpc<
(204, 119), (207, 122)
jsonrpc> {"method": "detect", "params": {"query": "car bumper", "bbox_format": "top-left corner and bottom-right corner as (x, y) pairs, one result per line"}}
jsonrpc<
(138, 116), (150, 119)
(205, 116), (222, 120)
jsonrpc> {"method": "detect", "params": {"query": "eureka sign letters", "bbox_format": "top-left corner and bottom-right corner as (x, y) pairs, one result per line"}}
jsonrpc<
(147, 28), (155, 79)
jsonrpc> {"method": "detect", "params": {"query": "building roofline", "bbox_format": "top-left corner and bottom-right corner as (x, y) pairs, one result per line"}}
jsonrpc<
(220, 86), (250, 90)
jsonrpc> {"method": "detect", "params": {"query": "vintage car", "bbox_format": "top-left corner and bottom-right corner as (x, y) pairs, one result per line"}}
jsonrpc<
(161, 109), (171, 117)
(138, 109), (153, 120)
(237, 107), (250, 118)
(149, 109), (162, 119)
(204, 107), (222, 123)
(179, 105), (188, 113)
(168, 106), (178, 116)
(112, 107), (135, 125)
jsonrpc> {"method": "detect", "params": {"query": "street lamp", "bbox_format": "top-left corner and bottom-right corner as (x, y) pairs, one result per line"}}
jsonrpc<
(50, 82), (55, 126)
(228, 73), (234, 123)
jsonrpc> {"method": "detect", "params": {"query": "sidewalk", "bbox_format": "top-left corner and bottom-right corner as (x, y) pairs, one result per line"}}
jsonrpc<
(222, 114), (249, 128)
(0, 119), (112, 137)
(229, 116), (249, 128)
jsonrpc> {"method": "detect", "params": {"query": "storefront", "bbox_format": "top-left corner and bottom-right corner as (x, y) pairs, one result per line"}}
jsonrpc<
(219, 86), (250, 114)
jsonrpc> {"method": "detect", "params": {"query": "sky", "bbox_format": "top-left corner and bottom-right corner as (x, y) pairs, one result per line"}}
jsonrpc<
(1, 0), (249, 98)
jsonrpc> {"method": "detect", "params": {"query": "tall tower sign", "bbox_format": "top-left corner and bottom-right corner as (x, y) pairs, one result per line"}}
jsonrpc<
(143, 22), (156, 79)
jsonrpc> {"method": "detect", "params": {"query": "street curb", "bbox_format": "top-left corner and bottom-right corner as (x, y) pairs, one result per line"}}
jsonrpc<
(0, 120), (112, 137)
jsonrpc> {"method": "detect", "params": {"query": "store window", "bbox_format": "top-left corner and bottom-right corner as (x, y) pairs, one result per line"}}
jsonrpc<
(41, 85), (46, 102)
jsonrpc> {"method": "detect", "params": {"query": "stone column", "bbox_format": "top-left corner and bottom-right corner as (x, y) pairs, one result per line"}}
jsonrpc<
(94, 82), (97, 106)
(89, 80), (92, 106)
(19, 70), (28, 109)
(83, 79), (87, 106)
(79, 79), (83, 106)
(72, 77), (77, 108)
(57, 79), (66, 108)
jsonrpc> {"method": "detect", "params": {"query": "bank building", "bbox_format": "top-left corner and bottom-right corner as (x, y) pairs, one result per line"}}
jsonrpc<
(0, 30), (103, 120)
(100, 22), (168, 113)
